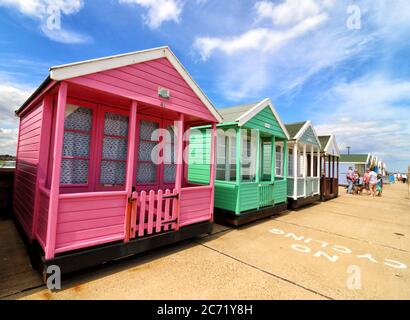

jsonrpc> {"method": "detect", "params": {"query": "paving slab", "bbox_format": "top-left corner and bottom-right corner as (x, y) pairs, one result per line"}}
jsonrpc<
(0, 220), (43, 298)
(3, 183), (409, 300)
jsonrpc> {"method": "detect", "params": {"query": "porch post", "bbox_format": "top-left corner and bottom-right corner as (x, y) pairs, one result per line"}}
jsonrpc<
(317, 148), (320, 194)
(32, 93), (53, 240)
(125, 101), (137, 194)
(303, 144), (307, 197)
(271, 136), (275, 183)
(336, 157), (339, 180)
(255, 130), (260, 183)
(175, 113), (185, 230)
(235, 127), (241, 214)
(124, 100), (137, 243)
(236, 127), (241, 185)
(45, 82), (67, 260)
(209, 123), (217, 222)
(310, 145), (314, 177)
(293, 143), (298, 200)
(283, 140), (288, 180)
(328, 155), (331, 182)
(323, 153), (327, 196)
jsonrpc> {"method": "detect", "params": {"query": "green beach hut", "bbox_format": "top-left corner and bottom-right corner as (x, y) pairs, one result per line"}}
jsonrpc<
(285, 121), (322, 209)
(188, 98), (290, 226)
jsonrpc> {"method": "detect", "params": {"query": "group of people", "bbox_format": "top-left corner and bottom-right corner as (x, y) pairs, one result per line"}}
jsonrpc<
(346, 167), (383, 197)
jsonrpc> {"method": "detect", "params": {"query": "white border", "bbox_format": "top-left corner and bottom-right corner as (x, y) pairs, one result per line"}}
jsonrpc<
(293, 120), (321, 149)
(321, 134), (340, 157)
(235, 98), (290, 140)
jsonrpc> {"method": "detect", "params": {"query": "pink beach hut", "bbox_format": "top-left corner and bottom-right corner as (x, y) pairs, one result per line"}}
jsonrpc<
(13, 47), (222, 276)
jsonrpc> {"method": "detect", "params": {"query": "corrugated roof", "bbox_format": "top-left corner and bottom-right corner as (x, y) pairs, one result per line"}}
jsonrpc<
(318, 135), (331, 152)
(340, 154), (369, 163)
(285, 121), (307, 139)
(218, 103), (258, 123)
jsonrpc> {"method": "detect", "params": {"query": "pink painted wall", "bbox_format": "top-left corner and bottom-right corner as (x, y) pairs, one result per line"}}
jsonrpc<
(68, 58), (215, 122)
(36, 189), (49, 248)
(13, 103), (43, 236)
(54, 193), (127, 253)
(179, 186), (212, 227)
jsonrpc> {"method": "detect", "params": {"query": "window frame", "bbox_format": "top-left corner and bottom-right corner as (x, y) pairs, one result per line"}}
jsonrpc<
(59, 98), (98, 193)
(95, 105), (130, 192)
(216, 129), (236, 182)
(134, 114), (178, 192)
(241, 131), (257, 182)
(275, 142), (284, 178)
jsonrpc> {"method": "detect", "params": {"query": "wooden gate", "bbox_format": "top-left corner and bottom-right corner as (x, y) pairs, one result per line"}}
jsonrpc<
(127, 189), (179, 239)
(259, 184), (274, 208)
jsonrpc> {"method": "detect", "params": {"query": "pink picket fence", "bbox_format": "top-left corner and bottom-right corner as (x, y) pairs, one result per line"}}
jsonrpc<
(129, 189), (179, 238)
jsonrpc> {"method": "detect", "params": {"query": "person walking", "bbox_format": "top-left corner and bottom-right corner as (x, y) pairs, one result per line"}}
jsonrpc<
(363, 168), (371, 194)
(347, 166), (354, 194)
(376, 174), (383, 196)
(368, 168), (378, 197)
(403, 173), (407, 184)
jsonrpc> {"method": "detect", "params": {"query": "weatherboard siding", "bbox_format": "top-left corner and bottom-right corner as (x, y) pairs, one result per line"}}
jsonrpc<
(299, 126), (320, 147)
(214, 182), (238, 212)
(273, 179), (287, 204)
(54, 193), (127, 253)
(244, 107), (287, 138)
(68, 58), (215, 122)
(13, 103), (43, 236)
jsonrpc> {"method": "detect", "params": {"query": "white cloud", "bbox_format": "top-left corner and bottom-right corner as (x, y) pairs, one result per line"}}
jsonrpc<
(192, 1), (390, 101)
(119, 0), (184, 29)
(0, 0), (89, 43)
(195, 2), (328, 60)
(314, 74), (410, 171)
(254, 0), (322, 26)
(0, 82), (32, 155)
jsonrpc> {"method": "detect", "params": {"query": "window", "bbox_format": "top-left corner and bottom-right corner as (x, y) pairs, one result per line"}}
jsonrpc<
(261, 141), (272, 181)
(288, 148), (294, 177)
(297, 151), (304, 177)
(216, 130), (236, 181)
(275, 144), (283, 176)
(61, 105), (93, 185)
(241, 130), (256, 182)
(100, 112), (129, 186)
(135, 119), (178, 188)
(136, 119), (159, 184)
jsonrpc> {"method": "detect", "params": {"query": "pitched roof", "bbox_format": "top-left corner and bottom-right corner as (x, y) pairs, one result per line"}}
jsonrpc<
(340, 154), (369, 163)
(218, 98), (290, 140)
(16, 46), (223, 122)
(318, 135), (331, 152)
(218, 103), (258, 122)
(285, 121), (307, 139)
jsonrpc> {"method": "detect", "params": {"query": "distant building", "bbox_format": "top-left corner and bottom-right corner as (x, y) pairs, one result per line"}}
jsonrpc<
(339, 154), (372, 185)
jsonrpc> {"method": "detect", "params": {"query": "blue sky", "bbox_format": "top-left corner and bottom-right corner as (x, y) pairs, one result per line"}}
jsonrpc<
(0, 0), (409, 172)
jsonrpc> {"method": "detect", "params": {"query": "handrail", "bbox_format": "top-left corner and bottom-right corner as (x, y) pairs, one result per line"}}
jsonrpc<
(59, 190), (128, 199)
(181, 185), (212, 192)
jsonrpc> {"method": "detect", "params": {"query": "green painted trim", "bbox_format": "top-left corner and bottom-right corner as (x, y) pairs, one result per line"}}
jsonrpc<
(271, 135), (275, 183)
(235, 127), (241, 214)
(255, 130), (260, 183)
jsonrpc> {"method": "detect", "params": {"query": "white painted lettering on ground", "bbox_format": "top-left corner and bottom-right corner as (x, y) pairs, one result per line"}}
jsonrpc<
(269, 228), (407, 270)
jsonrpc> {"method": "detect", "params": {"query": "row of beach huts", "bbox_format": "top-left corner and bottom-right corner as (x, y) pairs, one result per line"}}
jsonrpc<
(12, 47), (385, 277)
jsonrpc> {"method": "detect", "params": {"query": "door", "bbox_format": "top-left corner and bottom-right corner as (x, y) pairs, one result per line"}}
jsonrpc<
(134, 116), (177, 192)
(259, 138), (274, 208)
